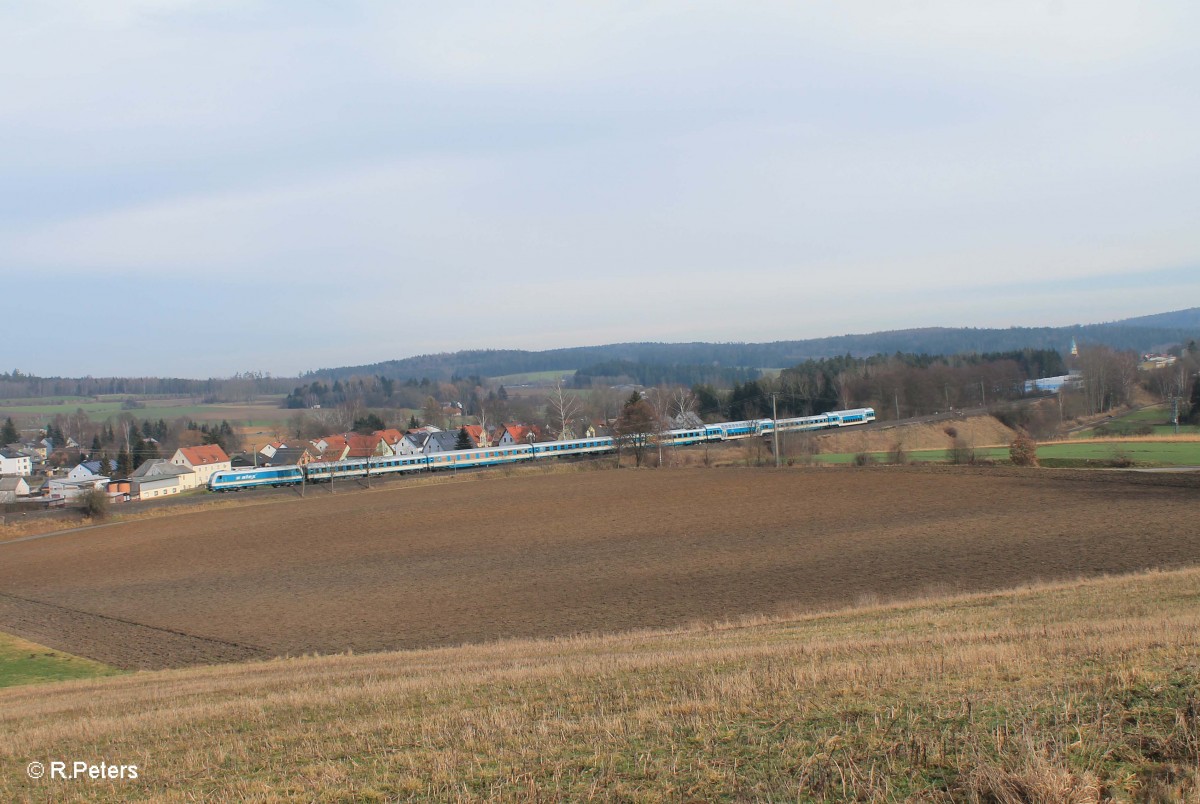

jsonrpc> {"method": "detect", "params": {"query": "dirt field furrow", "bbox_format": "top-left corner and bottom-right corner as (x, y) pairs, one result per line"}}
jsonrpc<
(1, 466), (1198, 669)
(0, 592), (268, 669)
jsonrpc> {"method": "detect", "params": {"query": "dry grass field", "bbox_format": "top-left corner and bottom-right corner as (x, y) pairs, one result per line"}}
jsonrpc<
(1, 466), (1198, 671)
(2, 566), (1198, 801)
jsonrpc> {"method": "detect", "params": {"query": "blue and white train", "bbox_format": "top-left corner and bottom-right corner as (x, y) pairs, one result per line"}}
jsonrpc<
(208, 407), (876, 492)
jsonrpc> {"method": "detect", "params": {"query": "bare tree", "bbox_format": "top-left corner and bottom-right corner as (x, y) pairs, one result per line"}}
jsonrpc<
(643, 386), (682, 465)
(614, 393), (663, 468)
(422, 396), (445, 430)
(669, 386), (699, 422)
(547, 380), (581, 440)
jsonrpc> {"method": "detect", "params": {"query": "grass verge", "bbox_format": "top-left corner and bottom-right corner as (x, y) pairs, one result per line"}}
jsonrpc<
(2, 567), (1198, 800)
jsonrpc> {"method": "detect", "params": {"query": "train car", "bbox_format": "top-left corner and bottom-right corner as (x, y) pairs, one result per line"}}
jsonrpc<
(827, 407), (876, 426)
(304, 458), (372, 482)
(707, 419), (770, 440)
(362, 454), (430, 477)
(209, 466), (304, 492)
(660, 428), (708, 446)
(773, 413), (835, 432)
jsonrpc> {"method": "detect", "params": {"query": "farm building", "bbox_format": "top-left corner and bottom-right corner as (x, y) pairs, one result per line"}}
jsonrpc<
(131, 459), (198, 499)
(0, 476), (31, 503)
(47, 476), (109, 500)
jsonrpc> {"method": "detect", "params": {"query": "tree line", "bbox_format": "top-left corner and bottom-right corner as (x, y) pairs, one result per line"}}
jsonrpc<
(0, 371), (294, 402)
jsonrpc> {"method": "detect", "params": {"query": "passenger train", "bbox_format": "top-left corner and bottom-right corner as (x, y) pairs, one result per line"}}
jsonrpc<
(208, 407), (876, 492)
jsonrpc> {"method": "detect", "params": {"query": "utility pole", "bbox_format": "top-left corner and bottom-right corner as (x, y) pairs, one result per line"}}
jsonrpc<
(772, 393), (781, 469)
(894, 391), (900, 421)
(980, 380), (986, 409)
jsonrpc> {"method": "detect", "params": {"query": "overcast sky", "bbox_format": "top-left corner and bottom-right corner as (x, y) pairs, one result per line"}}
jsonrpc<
(4, 1), (1198, 378)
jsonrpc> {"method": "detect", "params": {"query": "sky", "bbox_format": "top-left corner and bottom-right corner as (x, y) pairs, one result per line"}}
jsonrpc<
(3, 1), (1199, 378)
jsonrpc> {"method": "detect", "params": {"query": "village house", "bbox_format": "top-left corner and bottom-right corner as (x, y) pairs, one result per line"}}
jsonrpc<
(402, 431), (432, 454)
(170, 444), (231, 486)
(259, 441), (286, 459)
(346, 434), (391, 459)
(311, 435), (349, 462)
(492, 424), (543, 446)
(264, 446), (317, 467)
(0, 449), (32, 477)
(373, 429), (408, 455)
(423, 431), (465, 454)
(460, 424), (488, 448)
(67, 460), (108, 482)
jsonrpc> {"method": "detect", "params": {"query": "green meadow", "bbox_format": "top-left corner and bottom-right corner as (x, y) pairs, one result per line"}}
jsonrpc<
(0, 632), (121, 689)
(812, 439), (1200, 467)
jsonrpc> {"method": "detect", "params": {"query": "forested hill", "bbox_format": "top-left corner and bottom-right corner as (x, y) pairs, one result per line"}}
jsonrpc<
(312, 309), (1200, 381)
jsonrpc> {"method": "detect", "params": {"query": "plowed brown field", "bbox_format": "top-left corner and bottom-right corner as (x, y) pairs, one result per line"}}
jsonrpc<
(1, 466), (1198, 670)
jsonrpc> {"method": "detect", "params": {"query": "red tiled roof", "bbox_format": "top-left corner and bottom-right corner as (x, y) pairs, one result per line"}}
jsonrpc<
(497, 424), (542, 443)
(346, 434), (384, 458)
(374, 429), (404, 445)
(177, 444), (230, 466)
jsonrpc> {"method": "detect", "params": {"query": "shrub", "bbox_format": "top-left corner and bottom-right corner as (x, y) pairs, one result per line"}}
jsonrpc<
(1009, 434), (1039, 467)
(79, 488), (109, 520)
(1107, 449), (1135, 468)
(887, 442), (908, 465)
(950, 436), (975, 465)
(853, 452), (875, 466)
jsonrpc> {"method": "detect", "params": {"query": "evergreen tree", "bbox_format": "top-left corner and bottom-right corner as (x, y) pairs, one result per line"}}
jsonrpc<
(133, 438), (158, 467)
(353, 413), (386, 434)
(1187, 378), (1200, 424)
(91, 434), (102, 454)
(116, 448), (133, 477)
(0, 417), (17, 444)
(407, 414), (420, 430)
(455, 427), (473, 450)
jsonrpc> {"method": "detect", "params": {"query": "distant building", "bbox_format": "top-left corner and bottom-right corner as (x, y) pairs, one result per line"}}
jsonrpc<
(1139, 354), (1178, 371)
